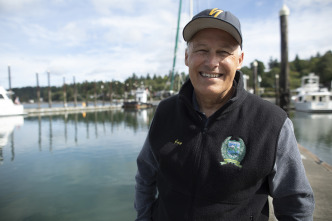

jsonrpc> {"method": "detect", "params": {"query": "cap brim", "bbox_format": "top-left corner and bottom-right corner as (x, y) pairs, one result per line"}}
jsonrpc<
(183, 17), (242, 46)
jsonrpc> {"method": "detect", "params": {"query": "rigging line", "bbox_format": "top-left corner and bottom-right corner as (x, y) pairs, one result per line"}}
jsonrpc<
(170, 0), (182, 91)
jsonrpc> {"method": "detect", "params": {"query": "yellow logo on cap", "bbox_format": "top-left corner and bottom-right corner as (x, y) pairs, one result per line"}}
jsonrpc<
(209, 8), (223, 17)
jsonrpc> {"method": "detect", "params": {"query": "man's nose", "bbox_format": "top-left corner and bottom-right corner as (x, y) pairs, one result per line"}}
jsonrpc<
(205, 53), (220, 69)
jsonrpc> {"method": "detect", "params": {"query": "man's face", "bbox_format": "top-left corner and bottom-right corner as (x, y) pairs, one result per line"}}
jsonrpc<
(185, 28), (244, 99)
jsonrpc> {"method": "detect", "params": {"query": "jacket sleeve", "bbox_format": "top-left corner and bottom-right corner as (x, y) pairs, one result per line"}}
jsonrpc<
(269, 118), (315, 220)
(135, 135), (158, 221)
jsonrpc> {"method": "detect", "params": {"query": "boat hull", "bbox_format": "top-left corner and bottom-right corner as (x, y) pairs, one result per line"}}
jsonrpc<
(0, 101), (24, 117)
(295, 102), (332, 113)
(122, 102), (153, 109)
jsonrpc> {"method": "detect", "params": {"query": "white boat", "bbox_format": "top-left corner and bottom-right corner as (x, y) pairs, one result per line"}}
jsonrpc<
(122, 86), (153, 109)
(292, 73), (332, 113)
(0, 86), (24, 117)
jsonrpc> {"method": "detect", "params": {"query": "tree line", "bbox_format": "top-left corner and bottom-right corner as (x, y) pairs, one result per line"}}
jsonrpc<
(242, 50), (332, 96)
(11, 50), (332, 103)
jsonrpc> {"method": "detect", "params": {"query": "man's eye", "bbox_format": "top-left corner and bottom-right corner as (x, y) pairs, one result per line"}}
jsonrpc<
(196, 49), (208, 53)
(218, 51), (231, 55)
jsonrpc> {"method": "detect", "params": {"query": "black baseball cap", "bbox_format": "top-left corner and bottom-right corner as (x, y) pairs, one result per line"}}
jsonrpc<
(183, 8), (243, 48)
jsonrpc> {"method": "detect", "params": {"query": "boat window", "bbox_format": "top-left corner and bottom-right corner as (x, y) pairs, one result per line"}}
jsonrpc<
(312, 96), (316, 101)
(299, 96), (303, 102)
(319, 96), (323, 102)
(0, 94), (4, 99)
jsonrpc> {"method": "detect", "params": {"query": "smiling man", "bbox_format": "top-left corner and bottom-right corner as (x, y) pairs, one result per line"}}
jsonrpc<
(185, 28), (243, 117)
(135, 8), (314, 221)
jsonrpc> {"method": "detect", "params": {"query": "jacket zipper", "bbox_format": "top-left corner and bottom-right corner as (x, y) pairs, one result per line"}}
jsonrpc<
(189, 122), (208, 219)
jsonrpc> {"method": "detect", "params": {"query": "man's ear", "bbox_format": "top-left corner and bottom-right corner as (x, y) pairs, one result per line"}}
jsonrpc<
(185, 48), (189, 67)
(237, 51), (244, 70)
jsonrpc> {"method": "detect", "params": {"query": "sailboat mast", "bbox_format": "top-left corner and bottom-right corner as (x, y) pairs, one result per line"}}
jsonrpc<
(170, 0), (182, 91)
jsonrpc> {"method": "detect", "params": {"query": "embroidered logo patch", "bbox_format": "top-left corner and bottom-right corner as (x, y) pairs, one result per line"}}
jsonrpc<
(209, 8), (224, 18)
(174, 139), (182, 146)
(220, 136), (246, 168)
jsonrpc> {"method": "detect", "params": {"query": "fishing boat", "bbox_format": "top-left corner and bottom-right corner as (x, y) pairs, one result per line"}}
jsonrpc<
(292, 73), (332, 113)
(122, 87), (153, 109)
(0, 86), (24, 117)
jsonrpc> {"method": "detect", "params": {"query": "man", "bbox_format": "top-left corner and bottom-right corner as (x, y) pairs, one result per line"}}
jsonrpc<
(135, 8), (314, 221)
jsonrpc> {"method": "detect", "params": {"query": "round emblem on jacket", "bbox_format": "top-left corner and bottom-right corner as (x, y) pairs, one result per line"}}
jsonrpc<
(220, 136), (246, 168)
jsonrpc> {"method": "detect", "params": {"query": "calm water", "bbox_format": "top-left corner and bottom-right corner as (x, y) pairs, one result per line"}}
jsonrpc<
(291, 111), (332, 165)
(0, 109), (154, 221)
(0, 109), (331, 221)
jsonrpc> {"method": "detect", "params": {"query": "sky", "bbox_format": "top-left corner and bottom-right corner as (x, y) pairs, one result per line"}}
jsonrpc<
(0, 0), (331, 88)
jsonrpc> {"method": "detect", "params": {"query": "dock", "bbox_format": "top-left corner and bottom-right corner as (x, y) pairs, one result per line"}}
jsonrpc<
(298, 144), (332, 220)
(24, 105), (122, 116)
(269, 144), (332, 220)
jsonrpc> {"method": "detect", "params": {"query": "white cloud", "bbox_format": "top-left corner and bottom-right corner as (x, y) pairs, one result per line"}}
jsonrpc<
(59, 22), (88, 47)
(0, 0), (331, 88)
(288, 4), (332, 60)
(241, 18), (280, 67)
(286, 0), (332, 9)
(0, 0), (41, 11)
(239, 0), (332, 69)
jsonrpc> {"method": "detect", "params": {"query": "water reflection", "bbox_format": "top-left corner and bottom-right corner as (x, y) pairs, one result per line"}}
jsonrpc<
(0, 116), (24, 164)
(0, 109), (154, 221)
(2, 110), (331, 166)
(1, 109), (332, 221)
(291, 112), (332, 164)
(1, 109), (154, 163)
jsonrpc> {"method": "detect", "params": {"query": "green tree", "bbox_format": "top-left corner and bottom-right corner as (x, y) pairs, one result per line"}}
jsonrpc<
(314, 50), (332, 88)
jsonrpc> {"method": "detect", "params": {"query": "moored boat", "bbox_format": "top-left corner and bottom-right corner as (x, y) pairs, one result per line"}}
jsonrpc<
(0, 86), (24, 117)
(123, 86), (153, 109)
(292, 73), (332, 113)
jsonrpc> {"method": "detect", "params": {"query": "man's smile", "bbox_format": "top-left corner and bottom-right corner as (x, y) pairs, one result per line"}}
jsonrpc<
(200, 72), (223, 78)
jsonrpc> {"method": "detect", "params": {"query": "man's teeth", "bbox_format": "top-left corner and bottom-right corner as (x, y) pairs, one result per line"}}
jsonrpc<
(201, 73), (221, 78)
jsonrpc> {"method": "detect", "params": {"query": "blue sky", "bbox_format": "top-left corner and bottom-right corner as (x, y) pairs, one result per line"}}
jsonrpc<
(1, 0), (331, 88)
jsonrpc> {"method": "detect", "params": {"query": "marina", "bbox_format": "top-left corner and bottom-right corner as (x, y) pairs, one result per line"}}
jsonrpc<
(292, 73), (332, 113)
(1, 1), (331, 219)
(0, 108), (331, 220)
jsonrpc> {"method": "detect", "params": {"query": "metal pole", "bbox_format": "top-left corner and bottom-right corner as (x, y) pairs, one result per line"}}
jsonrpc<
(73, 76), (77, 107)
(8, 65), (12, 90)
(170, 0), (182, 91)
(275, 74), (280, 106)
(8, 65), (12, 100)
(48, 71), (52, 108)
(101, 84), (105, 106)
(94, 81), (97, 107)
(36, 73), (41, 108)
(85, 81), (89, 107)
(63, 77), (67, 107)
(279, 5), (290, 112)
(253, 61), (258, 95)
(109, 81), (113, 104)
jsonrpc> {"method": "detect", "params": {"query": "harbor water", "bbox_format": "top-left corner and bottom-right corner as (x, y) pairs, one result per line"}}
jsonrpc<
(0, 108), (331, 221)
